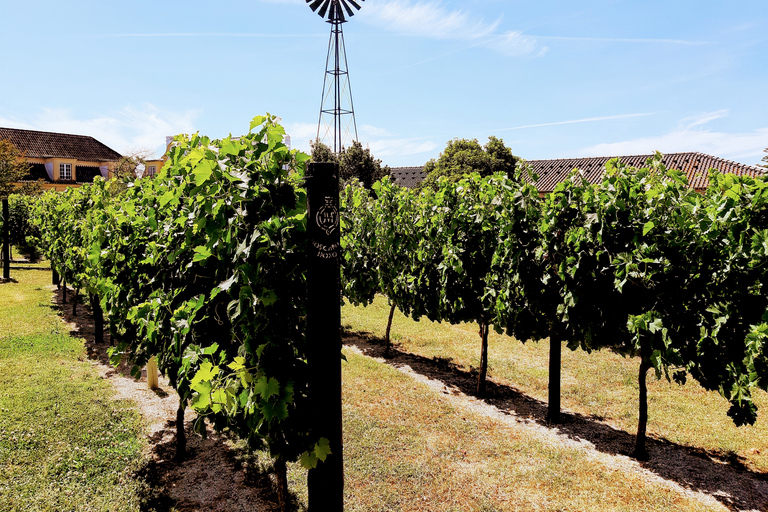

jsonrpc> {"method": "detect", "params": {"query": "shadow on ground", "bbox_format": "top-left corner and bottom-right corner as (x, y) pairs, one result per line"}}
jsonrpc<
(137, 419), (284, 512)
(344, 329), (768, 512)
(49, 284), (290, 512)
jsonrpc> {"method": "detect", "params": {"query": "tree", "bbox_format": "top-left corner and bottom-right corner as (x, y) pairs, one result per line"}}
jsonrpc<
(760, 147), (767, 168)
(310, 139), (389, 189)
(309, 139), (339, 166)
(339, 141), (390, 189)
(0, 139), (31, 280)
(421, 136), (518, 189)
(113, 148), (155, 180)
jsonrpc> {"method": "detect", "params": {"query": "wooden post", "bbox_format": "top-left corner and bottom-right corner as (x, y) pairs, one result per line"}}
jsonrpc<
(2, 198), (9, 280)
(305, 162), (343, 511)
(147, 357), (159, 390)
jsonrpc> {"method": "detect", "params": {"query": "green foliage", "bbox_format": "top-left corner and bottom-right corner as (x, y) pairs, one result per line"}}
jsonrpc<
(339, 141), (390, 189)
(3, 194), (41, 260)
(30, 180), (112, 291)
(342, 151), (768, 434)
(687, 171), (768, 424)
(30, 115), (325, 467)
(0, 139), (31, 199)
(340, 180), (379, 307)
(342, 172), (542, 392)
(309, 139), (339, 165)
(421, 136), (518, 189)
(311, 139), (389, 189)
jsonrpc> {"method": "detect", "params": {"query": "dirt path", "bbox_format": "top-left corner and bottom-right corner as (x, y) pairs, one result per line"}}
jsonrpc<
(51, 285), (280, 512)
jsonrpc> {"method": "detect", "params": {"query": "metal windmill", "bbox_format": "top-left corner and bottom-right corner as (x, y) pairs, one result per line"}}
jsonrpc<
(307, 0), (363, 154)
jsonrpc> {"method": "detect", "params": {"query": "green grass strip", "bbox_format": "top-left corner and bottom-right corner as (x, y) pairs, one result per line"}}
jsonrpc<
(0, 271), (148, 512)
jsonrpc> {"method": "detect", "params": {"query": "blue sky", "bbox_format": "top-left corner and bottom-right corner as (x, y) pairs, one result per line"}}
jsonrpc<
(0, 0), (766, 168)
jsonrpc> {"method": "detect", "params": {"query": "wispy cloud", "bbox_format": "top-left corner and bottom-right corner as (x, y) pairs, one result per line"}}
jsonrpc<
(359, 124), (394, 138)
(531, 35), (708, 45)
(498, 113), (655, 131)
(96, 33), (322, 38)
(284, 122), (319, 151)
(366, 137), (440, 160)
(359, 0), (546, 57)
(578, 111), (768, 163)
(680, 109), (730, 129)
(362, 0), (499, 39)
(0, 105), (199, 158)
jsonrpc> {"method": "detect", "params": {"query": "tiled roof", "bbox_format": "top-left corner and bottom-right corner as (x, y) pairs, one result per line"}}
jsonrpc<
(389, 166), (428, 188)
(392, 153), (765, 192)
(0, 127), (122, 162)
(524, 152), (765, 193)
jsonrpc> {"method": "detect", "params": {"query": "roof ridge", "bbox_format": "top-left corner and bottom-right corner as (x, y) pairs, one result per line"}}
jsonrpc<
(0, 127), (122, 162)
(689, 151), (765, 171)
(0, 126), (100, 141)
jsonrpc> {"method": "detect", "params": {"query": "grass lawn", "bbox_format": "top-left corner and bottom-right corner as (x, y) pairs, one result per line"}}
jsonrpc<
(342, 295), (768, 475)
(0, 270), (148, 511)
(338, 348), (720, 511)
(261, 347), (720, 511)
(2, 270), (759, 511)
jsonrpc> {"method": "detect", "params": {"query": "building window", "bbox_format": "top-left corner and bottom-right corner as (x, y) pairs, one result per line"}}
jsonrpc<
(146, 165), (156, 177)
(59, 163), (72, 180)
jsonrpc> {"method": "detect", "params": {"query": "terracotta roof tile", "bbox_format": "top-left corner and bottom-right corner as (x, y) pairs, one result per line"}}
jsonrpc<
(523, 152), (765, 193)
(0, 127), (122, 162)
(389, 166), (428, 188)
(388, 153), (765, 193)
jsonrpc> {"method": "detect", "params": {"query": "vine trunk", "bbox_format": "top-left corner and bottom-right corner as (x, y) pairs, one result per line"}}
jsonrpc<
(634, 338), (652, 460)
(547, 328), (562, 423)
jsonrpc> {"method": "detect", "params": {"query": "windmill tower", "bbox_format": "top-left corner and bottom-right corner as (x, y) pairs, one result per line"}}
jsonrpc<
(307, 0), (363, 154)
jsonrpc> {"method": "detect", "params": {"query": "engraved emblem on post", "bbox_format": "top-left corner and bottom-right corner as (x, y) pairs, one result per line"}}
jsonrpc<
(316, 197), (339, 236)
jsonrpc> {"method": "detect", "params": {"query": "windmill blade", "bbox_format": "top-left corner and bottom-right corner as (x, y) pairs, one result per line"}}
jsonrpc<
(344, 0), (363, 12)
(307, 0), (326, 13)
(318, 0), (331, 19)
(339, 0), (356, 17)
(334, 3), (347, 22)
(308, 0), (363, 21)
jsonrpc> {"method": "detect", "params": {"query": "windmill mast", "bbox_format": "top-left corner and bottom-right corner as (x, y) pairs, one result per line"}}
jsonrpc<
(310, 0), (362, 154)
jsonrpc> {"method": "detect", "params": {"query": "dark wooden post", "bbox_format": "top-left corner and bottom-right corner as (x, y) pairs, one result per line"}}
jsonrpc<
(305, 162), (343, 511)
(2, 198), (9, 280)
(547, 327), (562, 423)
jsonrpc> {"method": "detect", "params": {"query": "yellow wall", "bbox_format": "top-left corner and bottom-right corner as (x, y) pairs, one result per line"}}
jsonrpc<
(143, 158), (166, 178)
(19, 157), (117, 190)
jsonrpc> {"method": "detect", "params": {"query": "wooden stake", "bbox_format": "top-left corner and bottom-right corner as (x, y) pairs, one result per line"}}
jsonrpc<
(2, 198), (9, 281)
(147, 356), (159, 390)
